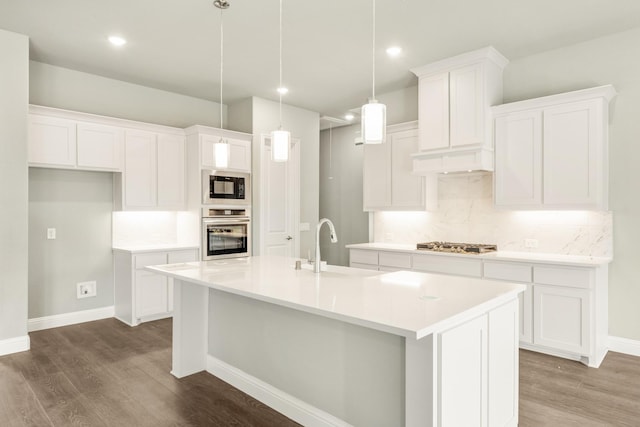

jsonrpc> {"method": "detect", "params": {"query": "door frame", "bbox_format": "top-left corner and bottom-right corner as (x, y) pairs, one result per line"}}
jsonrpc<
(259, 134), (301, 258)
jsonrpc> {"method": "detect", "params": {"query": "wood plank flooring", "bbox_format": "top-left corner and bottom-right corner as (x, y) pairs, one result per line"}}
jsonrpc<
(0, 318), (300, 427)
(1, 318), (639, 426)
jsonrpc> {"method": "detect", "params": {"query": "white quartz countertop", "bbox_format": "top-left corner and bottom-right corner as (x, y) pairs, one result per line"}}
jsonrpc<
(345, 243), (612, 266)
(146, 255), (524, 340)
(112, 244), (199, 254)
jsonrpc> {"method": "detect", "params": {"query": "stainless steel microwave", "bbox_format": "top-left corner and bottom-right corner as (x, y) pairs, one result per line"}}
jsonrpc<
(202, 170), (250, 205)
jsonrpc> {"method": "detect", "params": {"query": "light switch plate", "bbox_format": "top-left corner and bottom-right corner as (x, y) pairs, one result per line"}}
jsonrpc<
(47, 228), (56, 240)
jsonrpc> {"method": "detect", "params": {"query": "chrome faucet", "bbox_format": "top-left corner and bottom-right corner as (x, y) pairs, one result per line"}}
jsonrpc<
(315, 218), (338, 273)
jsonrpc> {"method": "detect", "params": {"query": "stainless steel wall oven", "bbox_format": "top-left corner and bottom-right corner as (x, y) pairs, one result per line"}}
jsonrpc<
(201, 208), (251, 260)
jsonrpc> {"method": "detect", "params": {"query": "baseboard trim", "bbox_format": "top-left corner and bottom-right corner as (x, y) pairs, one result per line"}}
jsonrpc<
(0, 335), (30, 356)
(609, 336), (640, 357)
(206, 355), (351, 427)
(28, 306), (115, 332)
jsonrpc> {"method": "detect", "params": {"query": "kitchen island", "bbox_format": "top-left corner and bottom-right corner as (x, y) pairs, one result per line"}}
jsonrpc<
(147, 255), (524, 427)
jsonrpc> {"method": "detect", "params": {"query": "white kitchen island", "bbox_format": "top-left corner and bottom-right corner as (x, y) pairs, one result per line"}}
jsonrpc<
(147, 255), (524, 427)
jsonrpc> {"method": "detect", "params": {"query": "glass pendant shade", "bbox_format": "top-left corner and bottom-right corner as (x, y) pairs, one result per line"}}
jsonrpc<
(271, 129), (290, 162)
(361, 99), (386, 144)
(214, 139), (229, 168)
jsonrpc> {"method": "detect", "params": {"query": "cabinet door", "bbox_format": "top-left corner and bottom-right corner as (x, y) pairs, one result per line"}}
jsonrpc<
(76, 123), (124, 170)
(533, 284), (590, 355)
(135, 270), (168, 318)
(390, 129), (424, 208)
(494, 111), (542, 206)
(439, 314), (488, 427)
(157, 133), (185, 209)
(450, 63), (484, 147)
(125, 130), (157, 208)
(488, 300), (519, 427)
(200, 134), (216, 168)
(543, 100), (601, 207)
(228, 139), (251, 172)
(519, 284), (533, 344)
(28, 115), (76, 166)
(363, 143), (391, 210)
(417, 73), (449, 151)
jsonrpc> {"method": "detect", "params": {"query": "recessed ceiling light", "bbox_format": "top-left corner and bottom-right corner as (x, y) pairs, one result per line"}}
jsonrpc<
(386, 46), (402, 57)
(345, 113), (355, 121)
(277, 87), (288, 95)
(108, 36), (127, 47)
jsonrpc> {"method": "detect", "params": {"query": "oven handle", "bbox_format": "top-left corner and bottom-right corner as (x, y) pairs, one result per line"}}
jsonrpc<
(203, 217), (251, 224)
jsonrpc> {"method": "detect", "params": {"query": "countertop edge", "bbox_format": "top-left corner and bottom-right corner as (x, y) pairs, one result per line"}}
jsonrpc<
(113, 245), (199, 254)
(345, 243), (612, 267)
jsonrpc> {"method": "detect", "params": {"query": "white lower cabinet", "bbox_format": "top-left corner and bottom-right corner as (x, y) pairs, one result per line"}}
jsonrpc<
(533, 284), (590, 355)
(438, 299), (518, 427)
(439, 314), (488, 426)
(349, 247), (608, 367)
(114, 248), (198, 326)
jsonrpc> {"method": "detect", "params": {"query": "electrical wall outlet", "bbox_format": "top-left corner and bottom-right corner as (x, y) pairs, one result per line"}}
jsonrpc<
(47, 228), (56, 239)
(524, 239), (539, 249)
(77, 281), (97, 299)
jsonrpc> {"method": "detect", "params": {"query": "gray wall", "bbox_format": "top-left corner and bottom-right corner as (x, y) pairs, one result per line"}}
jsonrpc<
(0, 29), (29, 342)
(248, 97), (320, 259)
(28, 169), (114, 318)
(30, 61), (225, 128)
(319, 124), (369, 266)
(501, 27), (640, 341)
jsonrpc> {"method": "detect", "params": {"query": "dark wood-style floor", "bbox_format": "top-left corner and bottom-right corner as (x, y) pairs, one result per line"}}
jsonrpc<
(1, 318), (639, 426)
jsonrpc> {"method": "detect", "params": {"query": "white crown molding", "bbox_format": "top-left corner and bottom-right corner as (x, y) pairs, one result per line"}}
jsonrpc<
(411, 45), (509, 77)
(206, 355), (350, 427)
(28, 306), (114, 332)
(29, 104), (185, 136)
(492, 85), (617, 116)
(0, 335), (30, 356)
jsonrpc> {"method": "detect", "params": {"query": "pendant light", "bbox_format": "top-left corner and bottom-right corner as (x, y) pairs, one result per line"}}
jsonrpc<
(214, 0), (230, 168)
(361, 0), (386, 144)
(271, 0), (290, 162)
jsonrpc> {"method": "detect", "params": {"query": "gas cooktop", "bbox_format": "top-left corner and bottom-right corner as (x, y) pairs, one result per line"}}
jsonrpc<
(416, 242), (498, 254)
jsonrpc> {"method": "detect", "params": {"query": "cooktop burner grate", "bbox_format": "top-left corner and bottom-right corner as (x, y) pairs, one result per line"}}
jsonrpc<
(416, 242), (498, 254)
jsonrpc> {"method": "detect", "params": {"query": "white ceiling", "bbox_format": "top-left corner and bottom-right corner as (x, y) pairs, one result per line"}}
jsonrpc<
(2, 0), (640, 125)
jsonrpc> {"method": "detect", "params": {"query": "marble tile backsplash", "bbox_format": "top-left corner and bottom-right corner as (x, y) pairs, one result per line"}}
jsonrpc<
(373, 173), (613, 257)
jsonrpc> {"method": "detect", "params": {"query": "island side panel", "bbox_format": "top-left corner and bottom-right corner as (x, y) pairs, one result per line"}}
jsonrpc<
(206, 289), (405, 427)
(171, 279), (209, 378)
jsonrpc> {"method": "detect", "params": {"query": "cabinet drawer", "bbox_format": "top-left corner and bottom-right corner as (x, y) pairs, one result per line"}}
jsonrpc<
(533, 266), (593, 289)
(378, 251), (411, 269)
(484, 262), (532, 283)
(350, 249), (379, 265)
(168, 249), (198, 264)
(350, 262), (379, 271)
(412, 254), (482, 277)
(135, 252), (167, 269)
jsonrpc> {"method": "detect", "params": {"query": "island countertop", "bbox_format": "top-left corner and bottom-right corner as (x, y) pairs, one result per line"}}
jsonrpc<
(147, 255), (524, 340)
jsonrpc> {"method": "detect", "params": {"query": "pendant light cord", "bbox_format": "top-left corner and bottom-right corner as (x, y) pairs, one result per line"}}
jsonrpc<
(278, 0), (283, 129)
(220, 8), (224, 131)
(371, 0), (376, 100)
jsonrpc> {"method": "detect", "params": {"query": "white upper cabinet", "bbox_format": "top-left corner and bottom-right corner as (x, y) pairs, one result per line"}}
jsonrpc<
(28, 115), (77, 167)
(493, 85), (616, 210)
(417, 73), (449, 151)
(199, 132), (251, 173)
(116, 129), (186, 211)
(28, 107), (124, 171)
(411, 47), (508, 174)
(363, 121), (432, 211)
(76, 123), (124, 170)
(157, 133), (186, 209)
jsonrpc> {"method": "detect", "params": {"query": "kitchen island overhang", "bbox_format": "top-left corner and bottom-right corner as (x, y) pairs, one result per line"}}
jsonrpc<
(148, 255), (525, 427)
